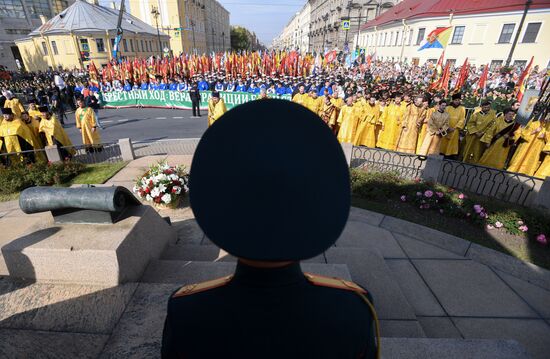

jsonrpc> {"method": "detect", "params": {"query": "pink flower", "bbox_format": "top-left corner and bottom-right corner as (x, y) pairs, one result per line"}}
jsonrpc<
(519, 225), (529, 232)
(424, 190), (434, 198)
(436, 192), (444, 198)
(458, 193), (466, 199)
(400, 195), (407, 202)
(416, 192), (422, 197)
(480, 212), (487, 219)
(424, 204), (430, 209)
(517, 220), (524, 225)
(536, 234), (547, 245)
(487, 224), (495, 230)
(494, 221), (503, 228)
(473, 205), (483, 214)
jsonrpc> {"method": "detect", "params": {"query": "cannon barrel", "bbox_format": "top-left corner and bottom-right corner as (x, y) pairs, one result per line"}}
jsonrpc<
(19, 186), (141, 224)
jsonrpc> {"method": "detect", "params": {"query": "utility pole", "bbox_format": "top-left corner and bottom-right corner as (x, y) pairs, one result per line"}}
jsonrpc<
(344, 0), (353, 49)
(222, 31), (225, 51)
(322, 14), (329, 53)
(506, 0), (532, 66)
(151, 6), (162, 57)
(355, 7), (363, 51)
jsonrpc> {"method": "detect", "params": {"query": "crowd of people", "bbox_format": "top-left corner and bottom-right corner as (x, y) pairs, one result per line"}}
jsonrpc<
(1, 54), (548, 178)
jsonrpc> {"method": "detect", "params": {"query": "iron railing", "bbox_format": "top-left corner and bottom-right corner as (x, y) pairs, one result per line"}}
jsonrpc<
(0, 148), (48, 166)
(59, 142), (123, 164)
(132, 138), (200, 157)
(438, 159), (542, 206)
(350, 146), (427, 180)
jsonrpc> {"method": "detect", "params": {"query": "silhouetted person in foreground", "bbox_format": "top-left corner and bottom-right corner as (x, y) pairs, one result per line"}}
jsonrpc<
(161, 99), (379, 358)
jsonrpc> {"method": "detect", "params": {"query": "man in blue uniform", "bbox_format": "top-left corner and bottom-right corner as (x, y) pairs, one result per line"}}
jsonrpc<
(161, 100), (379, 359)
(236, 80), (247, 92)
(198, 77), (209, 91)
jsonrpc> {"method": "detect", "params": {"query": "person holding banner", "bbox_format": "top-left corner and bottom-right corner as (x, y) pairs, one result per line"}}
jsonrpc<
(208, 92), (227, 127)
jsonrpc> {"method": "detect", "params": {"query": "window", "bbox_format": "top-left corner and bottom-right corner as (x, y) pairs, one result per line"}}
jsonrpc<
(513, 60), (527, 69)
(123, 39), (128, 52)
(27, 0), (52, 19)
(111, 38), (115, 49)
(0, 0), (26, 18)
(51, 0), (69, 15)
(498, 24), (515, 43)
(5, 29), (30, 35)
(141, 40), (144, 52)
(407, 29), (413, 45)
(415, 28), (425, 45)
(51, 41), (58, 55)
(96, 38), (105, 52)
(445, 59), (456, 68)
(451, 26), (465, 44)
(522, 22), (541, 43)
(395, 31), (400, 46)
(41, 41), (48, 55)
(130, 39), (134, 52)
(490, 60), (503, 71)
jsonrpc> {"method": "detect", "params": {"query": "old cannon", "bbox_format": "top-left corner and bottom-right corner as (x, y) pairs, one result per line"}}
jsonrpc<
(19, 186), (142, 224)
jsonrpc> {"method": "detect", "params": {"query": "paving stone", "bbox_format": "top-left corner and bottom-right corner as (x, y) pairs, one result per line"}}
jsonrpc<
(335, 220), (406, 258)
(172, 218), (204, 245)
(495, 270), (550, 319)
(0, 211), (7, 219)
(453, 318), (550, 359)
(0, 279), (137, 334)
(0, 216), (46, 251)
(99, 283), (174, 358)
(393, 233), (465, 260)
(386, 259), (445, 316)
(348, 207), (385, 226)
(141, 260), (352, 284)
(161, 244), (221, 261)
(467, 243), (550, 291)
(0, 200), (19, 212)
(0, 328), (109, 359)
(380, 216), (470, 256)
(417, 317), (462, 338)
(106, 166), (147, 183)
(412, 260), (538, 318)
(325, 247), (416, 320)
(381, 338), (529, 359)
(379, 320), (425, 338)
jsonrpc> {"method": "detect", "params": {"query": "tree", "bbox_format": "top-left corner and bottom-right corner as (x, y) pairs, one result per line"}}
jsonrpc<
(231, 26), (251, 51)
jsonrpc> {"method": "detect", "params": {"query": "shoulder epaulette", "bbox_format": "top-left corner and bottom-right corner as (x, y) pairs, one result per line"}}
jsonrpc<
(304, 273), (367, 294)
(172, 275), (233, 298)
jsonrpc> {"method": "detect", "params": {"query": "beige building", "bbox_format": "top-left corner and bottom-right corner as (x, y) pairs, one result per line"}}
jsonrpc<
(128, 0), (230, 55)
(357, 0), (550, 69)
(0, 0), (74, 71)
(15, 0), (169, 71)
(272, 2), (311, 53)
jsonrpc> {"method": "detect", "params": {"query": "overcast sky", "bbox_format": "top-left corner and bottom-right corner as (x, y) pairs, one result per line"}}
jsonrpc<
(99, 0), (304, 46)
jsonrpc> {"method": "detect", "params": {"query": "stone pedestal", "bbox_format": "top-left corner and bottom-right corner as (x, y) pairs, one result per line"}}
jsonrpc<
(1, 205), (176, 285)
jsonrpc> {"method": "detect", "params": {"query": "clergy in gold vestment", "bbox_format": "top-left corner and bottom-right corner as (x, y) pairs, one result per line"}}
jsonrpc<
(3, 92), (25, 118)
(337, 97), (360, 143)
(507, 119), (548, 176)
(354, 97), (380, 148)
(441, 94), (466, 156)
(377, 94), (405, 150)
(418, 100), (451, 156)
(75, 98), (101, 147)
(330, 92), (345, 134)
(460, 102), (496, 164)
(534, 140), (550, 179)
(0, 107), (42, 162)
(208, 92), (228, 126)
(305, 90), (323, 116)
(478, 108), (519, 170)
(291, 85), (308, 107)
(320, 97), (337, 127)
(396, 95), (426, 154)
(20, 112), (43, 149)
(416, 96), (437, 154)
(38, 106), (73, 147)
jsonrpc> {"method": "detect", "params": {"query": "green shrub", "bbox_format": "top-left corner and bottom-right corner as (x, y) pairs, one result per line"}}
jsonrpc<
(0, 161), (84, 194)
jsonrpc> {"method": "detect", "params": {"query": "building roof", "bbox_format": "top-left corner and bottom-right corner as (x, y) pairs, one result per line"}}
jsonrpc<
(361, 0), (550, 30)
(28, 0), (168, 37)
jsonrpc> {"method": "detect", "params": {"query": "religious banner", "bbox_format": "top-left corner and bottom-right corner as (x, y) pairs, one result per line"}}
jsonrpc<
(100, 90), (292, 110)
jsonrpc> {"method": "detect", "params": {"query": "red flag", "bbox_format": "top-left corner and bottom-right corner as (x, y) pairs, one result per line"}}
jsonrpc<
(515, 56), (534, 102)
(440, 62), (451, 97)
(476, 64), (489, 96)
(453, 57), (468, 92)
(325, 50), (337, 63)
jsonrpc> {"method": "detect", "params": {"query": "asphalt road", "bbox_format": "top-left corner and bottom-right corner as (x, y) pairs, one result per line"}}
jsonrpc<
(62, 108), (208, 145)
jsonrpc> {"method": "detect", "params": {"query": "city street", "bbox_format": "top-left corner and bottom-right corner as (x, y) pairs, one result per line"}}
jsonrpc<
(62, 108), (208, 145)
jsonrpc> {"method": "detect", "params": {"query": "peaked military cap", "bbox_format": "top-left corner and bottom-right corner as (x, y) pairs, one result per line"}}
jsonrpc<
(1, 107), (12, 115)
(190, 100), (350, 261)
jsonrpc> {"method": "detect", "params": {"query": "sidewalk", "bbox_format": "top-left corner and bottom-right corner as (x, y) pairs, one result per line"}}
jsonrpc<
(0, 156), (549, 358)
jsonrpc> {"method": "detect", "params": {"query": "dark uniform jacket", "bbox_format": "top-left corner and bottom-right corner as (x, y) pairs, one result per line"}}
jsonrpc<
(162, 261), (376, 358)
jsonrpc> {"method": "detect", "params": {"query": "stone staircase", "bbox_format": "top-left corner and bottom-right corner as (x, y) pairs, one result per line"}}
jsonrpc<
(96, 212), (529, 358)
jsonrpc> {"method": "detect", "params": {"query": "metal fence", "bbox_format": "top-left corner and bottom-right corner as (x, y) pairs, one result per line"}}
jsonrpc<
(0, 148), (48, 166)
(59, 142), (123, 164)
(350, 146), (427, 180)
(132, 138), (200, 157)
(438, 159), (543, 206)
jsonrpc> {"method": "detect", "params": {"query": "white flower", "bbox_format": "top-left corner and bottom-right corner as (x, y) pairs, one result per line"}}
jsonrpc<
(146, 194), (152, 202)
(161, 193), (172, 204)
(158, 183), (167, 193)
(172, 186), (181, 195)
(150, 187), (161, 198)
(170, 173), (179, 181)
(132, 186), (139, 193)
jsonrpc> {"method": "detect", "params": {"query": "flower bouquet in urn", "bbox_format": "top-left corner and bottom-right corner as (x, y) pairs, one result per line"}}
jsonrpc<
(133, 160), (189, 209)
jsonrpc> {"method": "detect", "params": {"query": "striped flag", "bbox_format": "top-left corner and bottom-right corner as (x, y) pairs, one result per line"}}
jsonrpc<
(515, 56), (534, 102)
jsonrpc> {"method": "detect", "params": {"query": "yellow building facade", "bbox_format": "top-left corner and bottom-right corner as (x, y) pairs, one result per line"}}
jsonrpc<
(15, 0), (169, 72)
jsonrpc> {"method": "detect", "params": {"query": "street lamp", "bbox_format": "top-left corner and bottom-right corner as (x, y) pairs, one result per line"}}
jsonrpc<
(222, 31), (225, 50)
(151, 6), (163, 57)
(321, 14), (329, 53)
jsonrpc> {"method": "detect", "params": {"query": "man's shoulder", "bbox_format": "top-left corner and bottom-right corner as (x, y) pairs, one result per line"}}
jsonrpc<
(170, 275), (233, 300)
